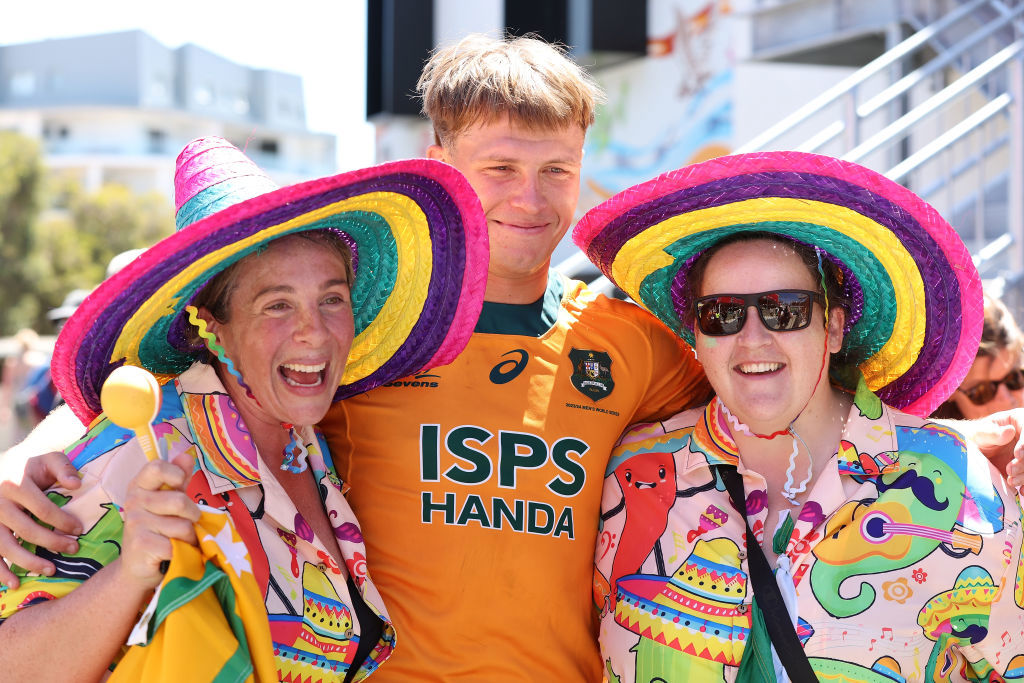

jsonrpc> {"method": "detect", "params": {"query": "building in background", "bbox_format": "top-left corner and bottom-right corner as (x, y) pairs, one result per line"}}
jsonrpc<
(0, 29), (337, 203)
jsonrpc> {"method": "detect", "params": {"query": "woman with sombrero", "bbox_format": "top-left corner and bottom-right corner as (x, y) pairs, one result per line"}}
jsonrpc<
(579, 152), (1024, 682)
(0, 137), (487, 681)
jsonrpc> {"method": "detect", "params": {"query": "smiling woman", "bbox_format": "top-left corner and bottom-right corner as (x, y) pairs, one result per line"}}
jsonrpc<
(933, 291), (1024, 424)
(190, 233), (356, 440)
(576, 151), (1024, 682)
(0, 136), (488, 682)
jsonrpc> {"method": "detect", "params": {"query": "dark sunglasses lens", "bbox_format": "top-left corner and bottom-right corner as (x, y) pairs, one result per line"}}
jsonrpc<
(697, 297), (746, 336)
(757, 292), (812, 331)
(965, 382), (998, 405)
(1004, 368), (1024, 391)
(964, 367), (1024, 404)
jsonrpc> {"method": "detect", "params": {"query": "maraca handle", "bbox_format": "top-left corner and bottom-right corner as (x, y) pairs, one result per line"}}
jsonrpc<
(136, 424), (162, 462)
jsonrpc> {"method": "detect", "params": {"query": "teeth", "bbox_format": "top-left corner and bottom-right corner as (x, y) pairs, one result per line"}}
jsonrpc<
(738, 362), (782, 374)
(281, 362), (326, 372)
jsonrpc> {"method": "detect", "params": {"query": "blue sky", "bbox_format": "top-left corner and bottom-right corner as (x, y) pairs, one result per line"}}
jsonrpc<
(3, 0), (376, 170)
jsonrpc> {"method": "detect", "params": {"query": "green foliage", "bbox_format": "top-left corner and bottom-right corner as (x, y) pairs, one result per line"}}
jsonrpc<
(0, 132), (174, 335)
(0, 132), (45, 334)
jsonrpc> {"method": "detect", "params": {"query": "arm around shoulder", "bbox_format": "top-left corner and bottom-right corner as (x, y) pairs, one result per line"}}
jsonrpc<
(0, 557), (153, 681)
(635, 314), (713, 422)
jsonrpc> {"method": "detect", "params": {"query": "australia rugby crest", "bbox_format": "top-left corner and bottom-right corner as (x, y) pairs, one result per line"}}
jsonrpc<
(569, 348), (614, 401)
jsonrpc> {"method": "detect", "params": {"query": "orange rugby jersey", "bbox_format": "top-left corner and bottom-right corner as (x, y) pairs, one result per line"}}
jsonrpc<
(321, 279), (711, 681)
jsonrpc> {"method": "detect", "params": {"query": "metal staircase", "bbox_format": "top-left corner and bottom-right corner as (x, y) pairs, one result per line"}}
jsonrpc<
(572, 0), (1024, 313)
(738, 0), (1024, 310)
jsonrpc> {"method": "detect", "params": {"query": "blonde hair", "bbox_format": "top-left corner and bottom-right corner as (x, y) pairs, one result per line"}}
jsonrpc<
(417, 33), (603, 147)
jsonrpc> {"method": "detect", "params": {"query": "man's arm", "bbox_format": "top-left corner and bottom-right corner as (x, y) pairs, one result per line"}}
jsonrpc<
(0, 403), (90, 587)
(0, 451), (85, 587)
(4, 402), (84, 463)
(941, 409), (1024, 489)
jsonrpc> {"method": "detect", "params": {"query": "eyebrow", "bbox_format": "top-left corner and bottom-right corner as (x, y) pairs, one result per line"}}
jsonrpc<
(484, 153), (582, 166)
(252, 278), (349, 300)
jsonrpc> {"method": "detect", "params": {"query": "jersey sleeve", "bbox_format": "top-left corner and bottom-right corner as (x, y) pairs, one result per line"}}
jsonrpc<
(631, 312), (712, 425)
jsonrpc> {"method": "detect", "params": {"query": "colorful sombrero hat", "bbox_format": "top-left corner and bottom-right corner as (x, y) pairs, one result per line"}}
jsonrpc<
(54, 136), (488, 423)
(573, 151), (983, 417)
(614, 538), (749, 663)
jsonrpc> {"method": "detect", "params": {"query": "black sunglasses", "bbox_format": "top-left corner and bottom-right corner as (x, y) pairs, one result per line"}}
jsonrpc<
(959, 367), (1024, 405)
(693, 289), (827, 336)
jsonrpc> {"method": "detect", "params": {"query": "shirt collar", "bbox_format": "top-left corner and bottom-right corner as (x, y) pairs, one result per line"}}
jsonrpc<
(678, 396), (899, 478)
(175, 363), (264, 493)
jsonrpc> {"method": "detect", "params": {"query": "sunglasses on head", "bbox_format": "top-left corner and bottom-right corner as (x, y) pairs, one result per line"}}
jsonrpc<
(693, 289), (827, 337)
(958, 367), (1024, 405)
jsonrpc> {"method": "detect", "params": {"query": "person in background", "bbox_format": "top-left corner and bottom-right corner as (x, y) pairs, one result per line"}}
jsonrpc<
(932, 291), (1024, 477)
(933, 291), (1024, 420)
(579, 151), (1024, 681)
(0, 329), (50, 445)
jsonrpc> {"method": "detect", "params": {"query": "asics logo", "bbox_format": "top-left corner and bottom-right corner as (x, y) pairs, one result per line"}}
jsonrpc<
(489, 350), (529, 384)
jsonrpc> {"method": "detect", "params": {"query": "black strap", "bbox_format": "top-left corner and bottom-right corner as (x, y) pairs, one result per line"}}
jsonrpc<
(720, 466), (818, 682)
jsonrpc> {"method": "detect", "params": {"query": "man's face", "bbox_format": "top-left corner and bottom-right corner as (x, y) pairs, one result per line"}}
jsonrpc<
(429, 115), (585, 297)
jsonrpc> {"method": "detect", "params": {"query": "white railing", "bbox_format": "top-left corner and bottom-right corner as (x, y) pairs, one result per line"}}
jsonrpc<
(571, 0), (1024, 310)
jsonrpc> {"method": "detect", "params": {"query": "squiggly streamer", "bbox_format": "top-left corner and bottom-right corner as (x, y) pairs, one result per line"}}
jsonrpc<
(186, 305), (253, 397)
(815, 247), (829, 322)
(782, 427), (812, 505)
(720, 402), (754, 437)
(280, 425), (309, 474)
(721, 402), (807, 505)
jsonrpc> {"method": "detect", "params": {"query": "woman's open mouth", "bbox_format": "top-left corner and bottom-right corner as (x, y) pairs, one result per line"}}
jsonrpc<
(279, 361), (327, 387)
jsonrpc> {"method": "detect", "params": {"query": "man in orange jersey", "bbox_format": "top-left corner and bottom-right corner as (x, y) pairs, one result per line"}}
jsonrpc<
(319, 34), (711, 680)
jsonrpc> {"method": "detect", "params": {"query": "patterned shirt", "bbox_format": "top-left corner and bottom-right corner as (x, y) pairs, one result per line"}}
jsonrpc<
(0, 363), (395, 682)
(596, 396), (1024, 682)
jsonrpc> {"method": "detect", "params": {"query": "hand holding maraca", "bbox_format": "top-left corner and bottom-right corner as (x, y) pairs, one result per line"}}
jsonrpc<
(100, 366), (199, 583)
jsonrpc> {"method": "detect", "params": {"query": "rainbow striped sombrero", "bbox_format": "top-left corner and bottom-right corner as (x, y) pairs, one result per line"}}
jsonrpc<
(573, 151), (983, 417)
(54, 137), (488, 423)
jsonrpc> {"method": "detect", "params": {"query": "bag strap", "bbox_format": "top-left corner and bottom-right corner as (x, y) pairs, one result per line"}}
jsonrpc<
(720, 465), (818, 682)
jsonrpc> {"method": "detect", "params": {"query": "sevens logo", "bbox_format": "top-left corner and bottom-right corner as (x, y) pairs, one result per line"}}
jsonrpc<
(489, 349), (529, 384)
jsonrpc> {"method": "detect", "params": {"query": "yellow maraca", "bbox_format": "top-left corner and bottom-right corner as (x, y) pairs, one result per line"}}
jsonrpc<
(100, 365), (163, 462)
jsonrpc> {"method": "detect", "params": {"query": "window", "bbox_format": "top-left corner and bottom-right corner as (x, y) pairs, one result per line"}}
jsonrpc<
(10, 71), (36, 97)
(259, 139), (279, 155)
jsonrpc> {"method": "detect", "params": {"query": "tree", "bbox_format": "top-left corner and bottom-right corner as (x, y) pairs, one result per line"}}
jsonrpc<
(0, 132), (45, 335)
(0, 129), (174, 335)
(21, 184), (174, 334)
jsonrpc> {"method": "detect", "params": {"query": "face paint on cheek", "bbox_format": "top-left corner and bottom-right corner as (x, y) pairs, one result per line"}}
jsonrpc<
(702, 338), (719, 348)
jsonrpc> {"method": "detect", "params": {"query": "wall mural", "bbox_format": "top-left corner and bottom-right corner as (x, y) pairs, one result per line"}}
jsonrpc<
(579, 0), (735, 214)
